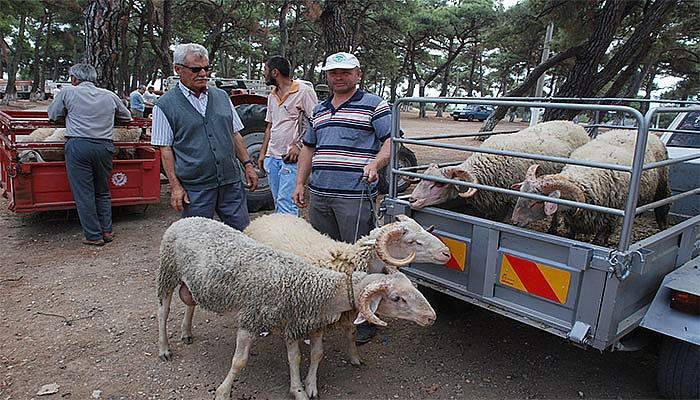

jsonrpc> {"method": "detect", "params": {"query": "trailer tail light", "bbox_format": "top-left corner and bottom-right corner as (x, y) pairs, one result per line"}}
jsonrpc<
(670, 290), (700, 315)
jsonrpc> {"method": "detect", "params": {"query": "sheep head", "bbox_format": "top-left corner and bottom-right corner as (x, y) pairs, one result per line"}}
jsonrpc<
(408, 163), (462, 209)
(511, 165), (585, 227)
(355, 272), (436, 327)
(371, 215), (451, 267)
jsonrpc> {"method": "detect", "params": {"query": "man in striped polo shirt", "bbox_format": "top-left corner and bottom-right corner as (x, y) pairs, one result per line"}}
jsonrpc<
(293, 52), (392, 343)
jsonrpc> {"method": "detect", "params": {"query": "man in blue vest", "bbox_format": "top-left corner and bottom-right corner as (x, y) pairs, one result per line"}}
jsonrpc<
(151, 43), (258, 230)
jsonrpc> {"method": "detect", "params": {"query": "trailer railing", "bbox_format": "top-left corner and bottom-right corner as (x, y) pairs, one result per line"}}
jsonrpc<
(388, 97), (700, 279)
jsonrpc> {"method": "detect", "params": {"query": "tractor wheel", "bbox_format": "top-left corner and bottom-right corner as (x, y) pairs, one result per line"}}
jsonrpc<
(378, 145), (418, 195)
(235, 103), (274, 213)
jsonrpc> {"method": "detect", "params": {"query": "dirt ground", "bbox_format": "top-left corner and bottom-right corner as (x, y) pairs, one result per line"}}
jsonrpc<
(0, 109), (664, 400)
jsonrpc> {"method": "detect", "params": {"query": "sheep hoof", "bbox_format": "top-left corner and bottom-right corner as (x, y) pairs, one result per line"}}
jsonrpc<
(159, 350), (172, 361)
(305, 383), (318, 399)
(181, 335), (193, 345)
(291, 388), (309, 400)
(214, 387), (231, 400)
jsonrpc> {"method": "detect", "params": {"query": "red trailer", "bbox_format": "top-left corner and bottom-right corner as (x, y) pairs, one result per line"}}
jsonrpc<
(0, 110), (161, 213)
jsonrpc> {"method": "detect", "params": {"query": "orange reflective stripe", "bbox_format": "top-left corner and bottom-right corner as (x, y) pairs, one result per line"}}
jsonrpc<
(440, 236), (467, 271)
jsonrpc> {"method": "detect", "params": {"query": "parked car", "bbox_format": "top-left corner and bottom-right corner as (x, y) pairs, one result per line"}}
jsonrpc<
(659, 111), (700, 217)
(450, 105), (493, 121)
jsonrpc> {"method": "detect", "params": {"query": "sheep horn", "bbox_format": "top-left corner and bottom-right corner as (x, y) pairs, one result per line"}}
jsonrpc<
(450, 169), (478, 198)
(357, 280), (389, 327)
(539, 176), (586, 204)
(375, 227), (417, 266)
(526, 164), (540, 181)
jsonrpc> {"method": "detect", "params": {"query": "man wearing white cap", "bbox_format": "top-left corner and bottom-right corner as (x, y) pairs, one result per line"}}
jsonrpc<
(293, 51), (392, 344)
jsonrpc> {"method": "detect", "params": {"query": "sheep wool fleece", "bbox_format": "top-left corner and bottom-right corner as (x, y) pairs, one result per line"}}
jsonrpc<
(158, 217), (350, 340)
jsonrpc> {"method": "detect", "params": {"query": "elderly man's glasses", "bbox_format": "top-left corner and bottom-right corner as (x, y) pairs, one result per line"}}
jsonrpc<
(176, 64), (212, 73)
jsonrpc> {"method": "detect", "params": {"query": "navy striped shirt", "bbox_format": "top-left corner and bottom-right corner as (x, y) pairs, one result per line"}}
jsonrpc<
(303, 90), (391, 199)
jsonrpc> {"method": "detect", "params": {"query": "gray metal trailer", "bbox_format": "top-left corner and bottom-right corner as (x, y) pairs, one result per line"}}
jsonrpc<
(382, 97), (700, 399)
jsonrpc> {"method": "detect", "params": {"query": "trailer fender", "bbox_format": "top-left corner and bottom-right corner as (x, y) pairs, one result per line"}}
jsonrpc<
(640, 257), (700, 346)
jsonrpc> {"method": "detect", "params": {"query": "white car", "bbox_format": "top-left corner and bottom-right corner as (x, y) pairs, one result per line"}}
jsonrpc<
(660, 111), (700, 217)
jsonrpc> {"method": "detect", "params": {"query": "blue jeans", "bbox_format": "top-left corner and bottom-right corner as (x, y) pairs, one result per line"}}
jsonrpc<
(264, 157), (298, 216)
(64, 138), (116, 241)
(181, 181), (250, 231)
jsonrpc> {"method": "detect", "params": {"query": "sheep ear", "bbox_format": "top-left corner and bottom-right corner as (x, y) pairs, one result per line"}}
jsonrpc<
(544, 190), (561, 216)
(511, 182), (523, 190)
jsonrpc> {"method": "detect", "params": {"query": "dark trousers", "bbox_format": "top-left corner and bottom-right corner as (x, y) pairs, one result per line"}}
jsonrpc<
(309, 193), (374, 243)
(182, 181), (250, 231)
(65, 138), (116, 241)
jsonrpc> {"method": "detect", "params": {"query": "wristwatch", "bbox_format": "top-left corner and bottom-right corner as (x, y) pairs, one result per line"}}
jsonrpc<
(242, 160), (254, 167)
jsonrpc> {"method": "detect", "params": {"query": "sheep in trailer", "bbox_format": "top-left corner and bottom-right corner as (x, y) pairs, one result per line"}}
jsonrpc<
(408, 120), (589, 223)
(244, 213), (450, 366)
(510, 129), (671, 245)
(157, 217), (437, 400)
(16, 127), (142, 162)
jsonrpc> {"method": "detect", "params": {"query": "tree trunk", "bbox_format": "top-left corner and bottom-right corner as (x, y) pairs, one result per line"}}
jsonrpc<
(418, 81), (426, 118)
(118, 0), (132, 95)
(1, 12), (27, 105)
(435, 65), (451, 117)
(320, 0), (351, 55)
(146, 0), (172, 77)
(131, 4), (148, 89)
(467, 48), (477, 96)
(545, 0), (673, 121)
(278, 0), (290, 57)
(84, 0), (122, 90)
(31, 10), (50, 100)
(0, 38), (9, 78)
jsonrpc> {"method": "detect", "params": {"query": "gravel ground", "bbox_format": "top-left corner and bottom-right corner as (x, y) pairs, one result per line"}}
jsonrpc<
(0, 110), (665, 400)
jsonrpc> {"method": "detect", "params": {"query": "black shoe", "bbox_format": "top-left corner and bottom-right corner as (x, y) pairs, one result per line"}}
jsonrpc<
(355, 322), (377, 345)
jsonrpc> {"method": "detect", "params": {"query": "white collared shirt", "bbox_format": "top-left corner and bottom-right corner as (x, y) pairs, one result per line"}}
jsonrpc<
(151, 82), (244, 146)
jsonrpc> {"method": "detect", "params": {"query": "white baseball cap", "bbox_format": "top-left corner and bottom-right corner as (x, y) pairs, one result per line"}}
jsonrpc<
(321, 52), (360, 71)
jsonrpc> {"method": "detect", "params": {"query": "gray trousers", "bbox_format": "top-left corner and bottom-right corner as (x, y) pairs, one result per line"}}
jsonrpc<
(65, 138), (116, 241)
(309, 193), (374, 243)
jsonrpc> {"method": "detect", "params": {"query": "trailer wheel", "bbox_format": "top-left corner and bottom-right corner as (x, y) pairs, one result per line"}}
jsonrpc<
(378, 145), (418, 194)
(657, 336), (699, 399)
(235, 103), (274, 213)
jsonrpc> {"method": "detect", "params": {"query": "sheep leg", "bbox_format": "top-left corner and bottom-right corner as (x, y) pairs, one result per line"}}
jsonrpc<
(547, 213), (560, 234)
(341, 311), (362, 365)
(158, 290), (174, 361)
(653, 180), (672, 230)
(180, 305), (195, 344)
(286, 338), (309, 400)
(592, 218), (615, 246)
(215, 328), (254, 400)
(304, 329), (324, 399)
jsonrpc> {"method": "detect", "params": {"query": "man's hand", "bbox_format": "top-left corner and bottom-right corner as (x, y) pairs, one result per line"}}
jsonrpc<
(362, 162), (381, 183)
(244, 164), (258, 192)
(170, 184), (190, 212)
(292, 184), (307, 208)
(257, 154), (266, 174)
(283, 145), (300, 164)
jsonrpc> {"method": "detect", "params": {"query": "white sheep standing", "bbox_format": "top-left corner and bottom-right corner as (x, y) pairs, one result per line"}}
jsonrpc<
(408, 120), (590, 224)
(158, 217), (437, 400)
(510, 129), (671, 245)
(244, 213), (451, 368)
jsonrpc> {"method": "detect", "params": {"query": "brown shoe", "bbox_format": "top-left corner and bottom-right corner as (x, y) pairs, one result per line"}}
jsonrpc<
(83, 239), (105, 246)
(102, 232), (114, 243)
